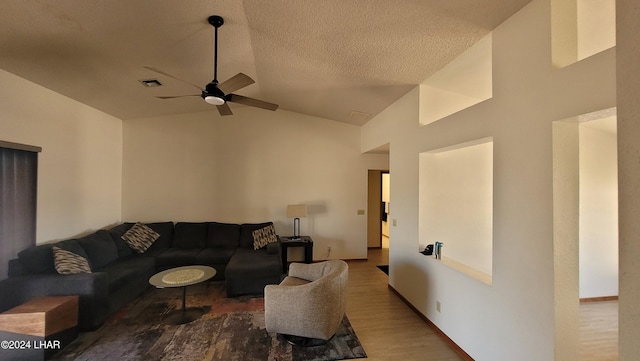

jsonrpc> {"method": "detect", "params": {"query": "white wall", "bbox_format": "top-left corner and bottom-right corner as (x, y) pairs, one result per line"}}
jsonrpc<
(579, 118), (618, 298)
(122, 106), (388, 261)
(0, 69), (123, 243)
(420, 34), (493, 126)
(361, 0), (616, 359)
(577, 0), (616, 60)
(617, 0), (640, 358)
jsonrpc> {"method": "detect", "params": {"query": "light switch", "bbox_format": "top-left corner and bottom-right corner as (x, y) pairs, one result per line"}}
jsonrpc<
(392, 219), (397, 226)
(357, 209), (365, 215)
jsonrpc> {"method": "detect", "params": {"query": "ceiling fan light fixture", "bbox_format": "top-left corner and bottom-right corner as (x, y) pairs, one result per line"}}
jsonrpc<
(204, 95), (225, 105)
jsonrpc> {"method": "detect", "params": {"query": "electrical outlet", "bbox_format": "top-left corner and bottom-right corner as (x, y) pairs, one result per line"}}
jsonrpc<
(436, 301), (441, 313)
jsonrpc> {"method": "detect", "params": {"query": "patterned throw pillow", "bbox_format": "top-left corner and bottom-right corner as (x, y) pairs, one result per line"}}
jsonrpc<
(253, 224), (278, 250)
(52, 246), (92, 274)
(121, 223), (160, 253)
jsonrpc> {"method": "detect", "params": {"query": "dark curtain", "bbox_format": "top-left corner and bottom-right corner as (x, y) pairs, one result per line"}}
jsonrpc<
(0, 147), (38, 279)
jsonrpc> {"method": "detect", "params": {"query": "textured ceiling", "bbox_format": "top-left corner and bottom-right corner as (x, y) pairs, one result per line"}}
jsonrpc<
(0, 0), (531, 125)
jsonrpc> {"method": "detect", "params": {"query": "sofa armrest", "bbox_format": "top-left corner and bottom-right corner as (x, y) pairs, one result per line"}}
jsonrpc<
(6, 272), (111, 330)
(9, 272), (109, 300)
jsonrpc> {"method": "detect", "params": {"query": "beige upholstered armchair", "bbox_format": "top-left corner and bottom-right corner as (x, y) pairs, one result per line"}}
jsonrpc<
(264, 260), (348, 345)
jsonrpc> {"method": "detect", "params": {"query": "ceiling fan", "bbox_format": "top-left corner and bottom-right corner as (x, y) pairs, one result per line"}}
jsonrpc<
(144, 15), (278, 116)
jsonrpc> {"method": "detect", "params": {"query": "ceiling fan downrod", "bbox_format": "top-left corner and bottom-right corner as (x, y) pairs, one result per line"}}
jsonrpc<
(208, 15), (224, 83)
(203, 15), (226, 105)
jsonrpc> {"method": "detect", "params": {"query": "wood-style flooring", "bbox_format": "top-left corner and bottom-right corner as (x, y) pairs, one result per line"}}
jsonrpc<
(580, 300), (618, 361)
(346, 248), (464, 361)
(347, 248), (619, 361)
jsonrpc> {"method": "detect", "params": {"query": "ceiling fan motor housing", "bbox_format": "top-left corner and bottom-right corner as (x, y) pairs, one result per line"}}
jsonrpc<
(202, 81), (226, 105)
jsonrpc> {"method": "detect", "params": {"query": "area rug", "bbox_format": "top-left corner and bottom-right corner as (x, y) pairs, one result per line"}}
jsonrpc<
(51, 282), (366, 361)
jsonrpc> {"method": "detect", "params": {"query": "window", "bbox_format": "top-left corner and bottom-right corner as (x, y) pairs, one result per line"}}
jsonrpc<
(0, 141), (40, 279)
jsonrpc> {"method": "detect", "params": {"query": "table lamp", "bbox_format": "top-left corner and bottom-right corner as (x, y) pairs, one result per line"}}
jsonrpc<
(286, 204), (307, 240)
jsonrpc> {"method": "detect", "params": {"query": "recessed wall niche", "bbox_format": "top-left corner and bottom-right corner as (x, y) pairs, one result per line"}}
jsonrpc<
(551, 0), (616, 68)
(419, 138), (493, 285)
(419, 33), (492, 126)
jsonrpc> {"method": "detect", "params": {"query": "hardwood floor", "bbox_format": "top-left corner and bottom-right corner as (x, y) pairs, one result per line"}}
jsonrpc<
(347, 249), (619, 361)
(345, 248), (464, 361)
(580, 300), (618, 361)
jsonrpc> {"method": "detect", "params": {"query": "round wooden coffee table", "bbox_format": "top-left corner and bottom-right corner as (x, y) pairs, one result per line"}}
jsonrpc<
(149, 265), (216, 324)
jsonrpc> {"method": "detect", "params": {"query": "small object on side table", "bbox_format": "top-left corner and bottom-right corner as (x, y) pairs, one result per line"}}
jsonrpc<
(280, 236), (314, 272)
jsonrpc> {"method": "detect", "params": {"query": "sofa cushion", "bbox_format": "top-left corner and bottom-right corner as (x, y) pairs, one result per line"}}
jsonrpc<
(173, 222), (208, 249)
(226, 247), (282, 278)
(76, 230), (119, 270)
(100, 256), (155, 293)
(122, 223), (160, 253)
(56, 239), (91, 260)
(155, 248), (201, 267)
(145, 222), (174, 253)
(17, 244), (56, 274)
(195, 248), (236, 265)
(239, 222), (274, 249)
(108, 223), (134, 257)
(207, 222), (240, 248)
(266, 241), (280, 255)
(52, 246), (92, 274)
(253, 224), (278, 250)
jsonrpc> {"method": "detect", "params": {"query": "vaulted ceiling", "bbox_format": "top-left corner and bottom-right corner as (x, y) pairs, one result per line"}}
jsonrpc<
(0, 0), (531, 125)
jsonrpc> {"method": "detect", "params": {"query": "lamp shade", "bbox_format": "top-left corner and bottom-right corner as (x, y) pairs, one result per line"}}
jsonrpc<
(286, 204), (308, 218)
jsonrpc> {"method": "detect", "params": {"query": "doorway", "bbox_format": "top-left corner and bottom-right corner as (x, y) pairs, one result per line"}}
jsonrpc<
(381, 172), (390, 249)
(367, 170), (390, 249)
(553, 109), (618, 360)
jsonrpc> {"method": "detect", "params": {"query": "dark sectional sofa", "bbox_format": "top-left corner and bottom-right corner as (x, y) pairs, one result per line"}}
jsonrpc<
(0, 221), (282, 330)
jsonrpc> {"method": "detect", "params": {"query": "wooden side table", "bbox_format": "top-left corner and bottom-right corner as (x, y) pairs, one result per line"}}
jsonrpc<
(0, 296), (79, 361)
(280, 236), (314, 272)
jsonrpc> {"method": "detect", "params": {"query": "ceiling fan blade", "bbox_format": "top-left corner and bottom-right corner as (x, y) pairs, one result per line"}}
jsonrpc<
(218, 73), (255, 94)
(143, 66), (203, 91)
(155, 94), (200, 99)
(217, 102), (233, 116)
(228, 94), (279, 111)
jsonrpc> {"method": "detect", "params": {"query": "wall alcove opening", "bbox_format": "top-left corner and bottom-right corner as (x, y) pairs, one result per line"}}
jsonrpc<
(419, 138), (494, 285)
